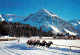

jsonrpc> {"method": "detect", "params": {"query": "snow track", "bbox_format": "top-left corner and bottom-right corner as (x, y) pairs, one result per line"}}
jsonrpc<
(0, 38), (80, 55)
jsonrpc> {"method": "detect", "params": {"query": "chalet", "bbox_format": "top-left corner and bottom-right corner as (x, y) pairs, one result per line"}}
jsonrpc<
(68, 35), (76, 39)
(76, 36), (80, 39)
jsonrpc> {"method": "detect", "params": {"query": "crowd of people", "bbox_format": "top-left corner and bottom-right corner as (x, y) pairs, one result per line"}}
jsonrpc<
(26, 39), (53, 48)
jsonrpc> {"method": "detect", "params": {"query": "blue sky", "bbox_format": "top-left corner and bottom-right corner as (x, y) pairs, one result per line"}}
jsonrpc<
(0, 0), (80, 21)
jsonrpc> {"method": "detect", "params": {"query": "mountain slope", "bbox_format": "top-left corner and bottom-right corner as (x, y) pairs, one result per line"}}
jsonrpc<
(0, 9), (79, 35)
(68, 19), (80, 32)
(0, 14), (5, 21)
(23, 9), (78, 35)
(0, 14), (23, 22)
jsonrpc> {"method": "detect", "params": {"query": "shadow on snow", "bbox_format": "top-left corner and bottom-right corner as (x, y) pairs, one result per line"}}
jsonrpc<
(7, 43), (42, 50)
(49, 47), (80, 53)
(6, 43), (80, 54)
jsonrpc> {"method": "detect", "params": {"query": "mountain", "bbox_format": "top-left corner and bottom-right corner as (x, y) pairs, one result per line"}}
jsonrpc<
(0, 14), (5, 21)
(0, 9), (79, 35)
(68, 19), (80, 32)
(0, 14), (23, 22)
(23, 9), (78, 35)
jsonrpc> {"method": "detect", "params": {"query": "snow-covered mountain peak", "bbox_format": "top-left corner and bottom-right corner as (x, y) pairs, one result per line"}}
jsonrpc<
(68, 19), (80, 33)
(23, 9), (79, 35)
(39, 8), (49, 13)
(0, 14), (2, 18)
(68, 19), (80, 26)
(8, 18), (13, 21)
(0, 14), (24, 22)
(0, 9), (79, 35)
(0, 14), (5, 21)
(38, 9), (58, 18)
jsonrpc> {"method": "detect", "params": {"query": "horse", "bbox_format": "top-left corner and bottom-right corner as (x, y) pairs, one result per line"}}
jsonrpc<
(39, 40), (47, 47)
(27, 40), (33, 46)
(36, 40), (40, 46)
(26, 40), (53, 48)
(32, 40), (37, 47)
(27, 40), (39, 46)
(46, 41), (53, 48)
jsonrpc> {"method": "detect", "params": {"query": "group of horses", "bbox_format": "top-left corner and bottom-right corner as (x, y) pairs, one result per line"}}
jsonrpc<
(26, 39), (53, 48)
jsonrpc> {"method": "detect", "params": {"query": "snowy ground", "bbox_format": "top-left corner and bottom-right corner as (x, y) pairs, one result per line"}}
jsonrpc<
(0, 37), (80, 55)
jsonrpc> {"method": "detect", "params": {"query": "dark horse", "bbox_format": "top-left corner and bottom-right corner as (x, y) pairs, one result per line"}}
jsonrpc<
(27, 40), (32, 46)
(39, 40), (47, 47)
(46, 41), (53, 48)
(26, 40), (53, 48)
(27, 40), (40, 46)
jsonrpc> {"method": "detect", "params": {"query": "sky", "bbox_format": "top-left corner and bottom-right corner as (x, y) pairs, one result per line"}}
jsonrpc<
(0, 0), (80, 21)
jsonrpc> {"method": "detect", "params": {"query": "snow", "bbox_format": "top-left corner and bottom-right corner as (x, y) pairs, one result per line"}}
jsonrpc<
(0, 36), (17, 39)
(43, 9), (58, 17)
(52, 15), (58, 17)
(0, 14), (24, 22)
(71, 21), (80, 26)
(72, 23), (78, 26)
(64, 28), (77, 35)
(78, 21), (80, 24)
(46, 21), (61, 33)
(50, 25), (61, 33)
(0, 37), (80, 55)
(1, 18), (5, 21)
(23, 9), (78, 35)
(8, 18), (13, 21)
(0, 14), (2, 18)
(0, 14), (5, 21)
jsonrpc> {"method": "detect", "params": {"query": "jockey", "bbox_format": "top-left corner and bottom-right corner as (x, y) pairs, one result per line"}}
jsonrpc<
(42, 40), (47, 44)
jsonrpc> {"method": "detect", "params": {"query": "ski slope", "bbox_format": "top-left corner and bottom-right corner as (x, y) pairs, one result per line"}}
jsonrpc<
(0, 37), (80, 55)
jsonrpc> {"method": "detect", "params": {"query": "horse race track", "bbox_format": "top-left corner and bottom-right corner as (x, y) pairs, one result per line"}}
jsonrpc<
(0, 37), (80, 55)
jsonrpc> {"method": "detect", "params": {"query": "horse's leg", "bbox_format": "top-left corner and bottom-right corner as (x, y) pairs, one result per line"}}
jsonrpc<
(27, 44), (28, 47)
(27, 44), (30, 47)
(43, 46), (45, 49)
(41, 46), (42, 48)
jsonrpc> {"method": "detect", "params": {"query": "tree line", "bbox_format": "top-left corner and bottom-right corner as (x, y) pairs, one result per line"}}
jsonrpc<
(0, 21), (54, 37)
